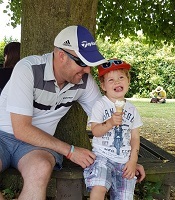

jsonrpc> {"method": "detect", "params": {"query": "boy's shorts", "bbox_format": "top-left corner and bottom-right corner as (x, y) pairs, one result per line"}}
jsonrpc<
(84, 155), (136, 200)
(0, 130), (63, 171)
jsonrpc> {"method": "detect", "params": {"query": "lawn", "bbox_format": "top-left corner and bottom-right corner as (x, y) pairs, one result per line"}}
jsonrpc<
(128, 98), (175, 156)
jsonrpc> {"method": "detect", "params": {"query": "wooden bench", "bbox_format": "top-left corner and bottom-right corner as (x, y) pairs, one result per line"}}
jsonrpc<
(0, 132), (175, 200)
(137, 137), (175, 200)
(87, 131), (175, 200)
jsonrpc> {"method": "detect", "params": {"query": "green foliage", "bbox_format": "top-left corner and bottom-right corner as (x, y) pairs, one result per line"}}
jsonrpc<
(2, 188), (15, 199)
(0, 41), (5, 65)
(2, 0), (175, 45)
(97, 0), (175, 46)
(97, 36), (175, 98)
(2, 0), (21, 28)
(135, 180), (162, 199)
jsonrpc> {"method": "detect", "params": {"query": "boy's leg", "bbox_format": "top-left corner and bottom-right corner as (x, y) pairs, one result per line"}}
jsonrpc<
(84, 156), (112, 200)
(90, 185), (107, 200)
(110, 166), (136, 200)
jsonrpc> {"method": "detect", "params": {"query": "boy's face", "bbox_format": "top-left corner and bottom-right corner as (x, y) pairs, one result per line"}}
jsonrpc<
(101, 69), (130, 102)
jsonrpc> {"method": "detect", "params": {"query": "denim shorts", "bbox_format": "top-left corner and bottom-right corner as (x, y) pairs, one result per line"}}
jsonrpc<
(0, 130), (63, 171)
(84, 155), (137, 200)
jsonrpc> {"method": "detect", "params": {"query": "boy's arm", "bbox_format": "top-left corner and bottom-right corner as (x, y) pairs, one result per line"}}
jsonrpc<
(91, 112), (123, 137)
(130, 127), (140, 163)
(123, 127), (140, 179)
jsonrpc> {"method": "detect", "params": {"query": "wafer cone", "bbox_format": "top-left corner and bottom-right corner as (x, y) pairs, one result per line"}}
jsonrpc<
(115, 100), (125, 113)
(115, 100), (125, 127)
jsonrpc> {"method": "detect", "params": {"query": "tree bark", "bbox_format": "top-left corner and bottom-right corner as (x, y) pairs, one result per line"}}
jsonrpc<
(21, 0), (98, 56)
(20, 0), (98, 155)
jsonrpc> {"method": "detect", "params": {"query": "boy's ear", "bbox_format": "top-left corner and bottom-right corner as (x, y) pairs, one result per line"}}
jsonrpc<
(101, 82), (106, 92)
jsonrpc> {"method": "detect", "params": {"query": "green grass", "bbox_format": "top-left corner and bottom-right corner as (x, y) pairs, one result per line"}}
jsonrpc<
(129, 100), (175, 120)
(128, 99), (175, 156)
(129, 100), (175, 199)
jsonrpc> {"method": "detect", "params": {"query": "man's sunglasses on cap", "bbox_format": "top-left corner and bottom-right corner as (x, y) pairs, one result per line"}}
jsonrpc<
(58, 48), (87, 67)
(101, 59), (123, 69)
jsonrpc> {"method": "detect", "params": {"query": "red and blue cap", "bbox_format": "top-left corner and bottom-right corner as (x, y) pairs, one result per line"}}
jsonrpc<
(98, 58), (131, 77)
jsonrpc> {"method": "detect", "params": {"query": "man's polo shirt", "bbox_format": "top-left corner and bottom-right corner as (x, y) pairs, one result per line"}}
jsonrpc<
(0, 53), (101, 135)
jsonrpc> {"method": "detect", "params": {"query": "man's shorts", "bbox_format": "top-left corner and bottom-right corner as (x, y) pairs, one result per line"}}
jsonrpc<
(0, 130), (63, 171)
(84, 155), (137, 200)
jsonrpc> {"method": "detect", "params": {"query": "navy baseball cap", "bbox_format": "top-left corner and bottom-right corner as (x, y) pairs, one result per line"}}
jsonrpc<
(54, 25), (107, 66)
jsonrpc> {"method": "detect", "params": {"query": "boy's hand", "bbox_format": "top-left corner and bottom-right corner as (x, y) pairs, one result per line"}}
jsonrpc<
(122, 160), (137, 179)
(109, 112), (123, 126)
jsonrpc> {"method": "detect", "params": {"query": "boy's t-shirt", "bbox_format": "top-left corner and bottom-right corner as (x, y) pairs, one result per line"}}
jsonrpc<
(89, 96), (143, 163)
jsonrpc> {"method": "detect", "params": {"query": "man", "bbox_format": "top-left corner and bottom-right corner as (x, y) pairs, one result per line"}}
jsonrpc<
(0, 25), (145, 200)
(150, 86), (166, 103)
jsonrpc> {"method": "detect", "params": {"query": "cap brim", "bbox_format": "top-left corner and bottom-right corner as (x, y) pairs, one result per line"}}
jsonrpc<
(75, 50), (107, 66)
(99, 63), (131, 77)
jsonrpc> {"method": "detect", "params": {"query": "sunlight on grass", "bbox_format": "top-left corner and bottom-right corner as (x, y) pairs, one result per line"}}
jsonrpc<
(128, 99), (175, 157)
(128, 100), (175, 120)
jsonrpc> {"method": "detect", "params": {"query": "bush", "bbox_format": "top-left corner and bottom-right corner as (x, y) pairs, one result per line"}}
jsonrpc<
(97, 37), (175, 98)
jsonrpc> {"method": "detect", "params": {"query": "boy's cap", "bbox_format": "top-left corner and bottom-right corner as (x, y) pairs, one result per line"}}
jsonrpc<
(54, 25), (107, 66)
(98, 58), (131, 77)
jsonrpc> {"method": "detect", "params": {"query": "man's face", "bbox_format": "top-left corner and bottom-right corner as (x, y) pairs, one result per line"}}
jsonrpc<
(54, 48), (91, 85)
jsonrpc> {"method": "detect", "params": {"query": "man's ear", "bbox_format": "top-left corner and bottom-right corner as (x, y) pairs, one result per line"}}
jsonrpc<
(54, 47), (65, 63)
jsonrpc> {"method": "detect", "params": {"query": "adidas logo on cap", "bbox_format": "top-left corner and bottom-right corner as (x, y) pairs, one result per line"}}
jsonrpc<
(63, 40), (71, 46)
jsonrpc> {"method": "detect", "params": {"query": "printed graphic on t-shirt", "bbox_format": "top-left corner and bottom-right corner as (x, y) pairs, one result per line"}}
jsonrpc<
(91, 97), (142, 163)
(114, 125), (123, 155)
(93, 106), (134, 160)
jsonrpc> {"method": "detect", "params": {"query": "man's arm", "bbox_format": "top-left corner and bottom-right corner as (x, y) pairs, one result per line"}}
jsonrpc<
(11, 113), (96, 168)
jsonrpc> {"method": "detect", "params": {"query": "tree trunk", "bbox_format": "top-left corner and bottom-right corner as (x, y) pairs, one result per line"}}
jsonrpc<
(21, 0), (98, 56)
(20, 0), (98, 155)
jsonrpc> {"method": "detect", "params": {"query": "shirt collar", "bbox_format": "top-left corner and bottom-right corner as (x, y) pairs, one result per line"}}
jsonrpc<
(44, 52), (55, 81)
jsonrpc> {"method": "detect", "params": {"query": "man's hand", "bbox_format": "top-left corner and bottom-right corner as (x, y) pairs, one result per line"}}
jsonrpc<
(69, 146), (96, 168)
(135, 164), (145, 182)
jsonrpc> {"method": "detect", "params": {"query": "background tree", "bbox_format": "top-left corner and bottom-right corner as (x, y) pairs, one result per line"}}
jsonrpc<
(97, 37), (175, 98)
(97, 0), (175, 45)
(3, 0), (175, 45)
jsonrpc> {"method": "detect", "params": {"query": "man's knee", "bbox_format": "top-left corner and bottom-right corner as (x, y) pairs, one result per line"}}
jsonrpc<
(19, 150), (55, 181)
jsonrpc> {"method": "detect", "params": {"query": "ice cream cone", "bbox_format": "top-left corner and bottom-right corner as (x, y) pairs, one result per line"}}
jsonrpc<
(115, 100), (125, 113)
(115, 100), (125, 127)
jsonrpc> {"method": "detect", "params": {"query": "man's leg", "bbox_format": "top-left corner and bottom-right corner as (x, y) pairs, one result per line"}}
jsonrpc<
(0, 161), (4, 200)
(17, 150), (55, 200)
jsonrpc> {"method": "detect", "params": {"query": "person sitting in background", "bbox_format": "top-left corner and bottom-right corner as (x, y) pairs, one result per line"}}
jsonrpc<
(0, 42), (21, 94)
(150, 86), (166, 103)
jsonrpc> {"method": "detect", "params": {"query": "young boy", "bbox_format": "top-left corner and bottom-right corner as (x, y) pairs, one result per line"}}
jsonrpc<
(84, 59), (143, 200)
